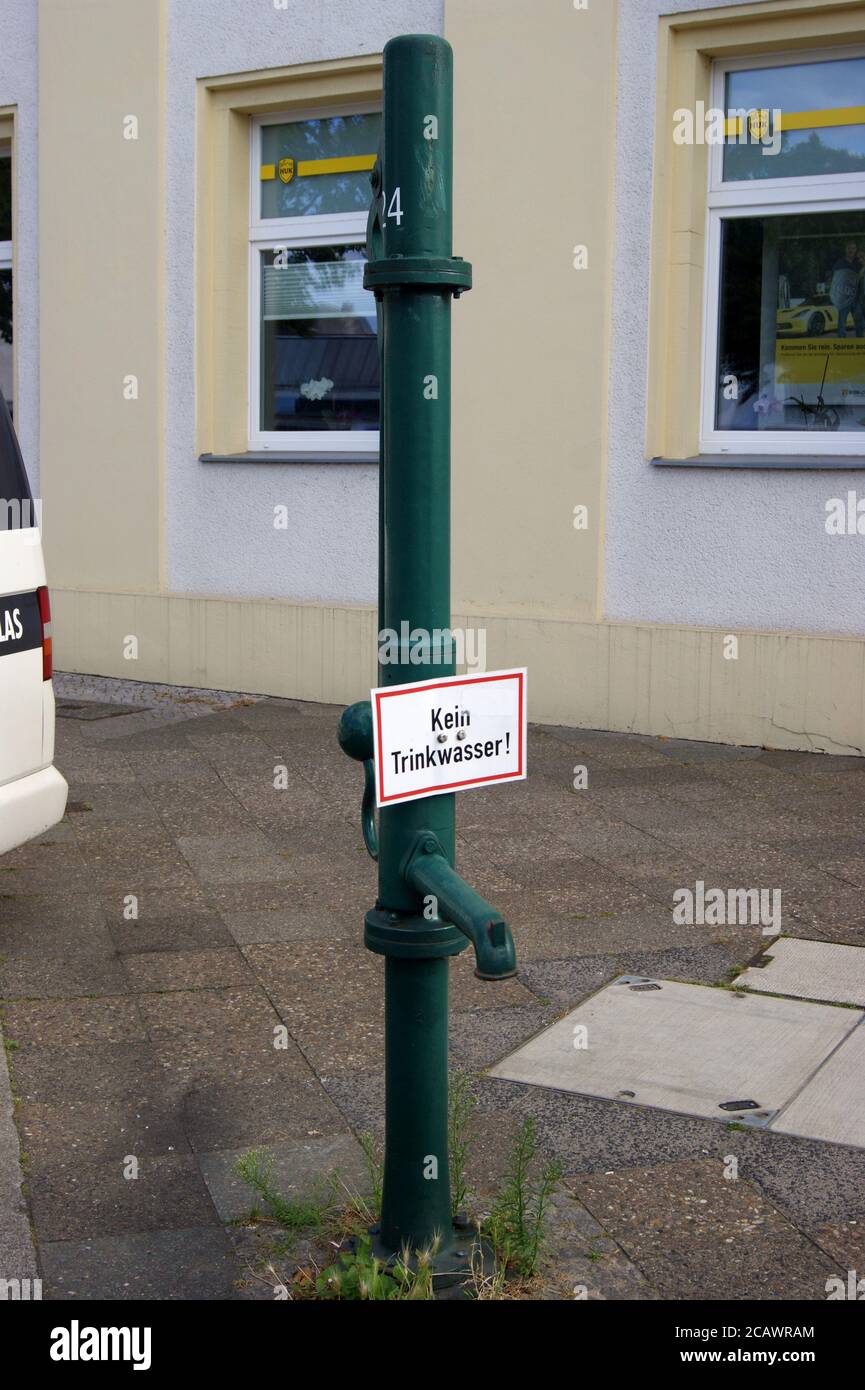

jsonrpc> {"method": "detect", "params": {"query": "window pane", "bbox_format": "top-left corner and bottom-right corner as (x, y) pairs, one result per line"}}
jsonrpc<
(0, 155), (10, 242)
(715, 212), (865, 433)
(260, 113), (380, 219)
(259, 247), (378, 434)
(723, 57), (865, 181)
(0, 270), (11, 420)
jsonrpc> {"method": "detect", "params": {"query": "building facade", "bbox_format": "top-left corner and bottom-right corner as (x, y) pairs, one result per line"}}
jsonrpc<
(3, 0), (865, 751)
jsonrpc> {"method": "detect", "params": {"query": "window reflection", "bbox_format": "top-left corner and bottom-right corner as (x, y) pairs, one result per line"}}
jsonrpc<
(723, 57), (865, 181)
(259, 247), (379, 433)
(716, 212), (865, 432)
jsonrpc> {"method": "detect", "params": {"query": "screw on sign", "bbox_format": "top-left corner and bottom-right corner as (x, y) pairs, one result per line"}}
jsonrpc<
(337, 35), (522, 1284)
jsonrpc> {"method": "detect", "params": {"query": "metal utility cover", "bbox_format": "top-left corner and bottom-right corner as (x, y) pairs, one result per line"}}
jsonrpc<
(489, 978), (863, 1123)
(772, 1020), (865, 1149)
(738, 937), (865, 1007)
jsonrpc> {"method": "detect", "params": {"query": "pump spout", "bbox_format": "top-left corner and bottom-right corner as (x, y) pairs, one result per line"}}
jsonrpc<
(403, 834), (517, 980)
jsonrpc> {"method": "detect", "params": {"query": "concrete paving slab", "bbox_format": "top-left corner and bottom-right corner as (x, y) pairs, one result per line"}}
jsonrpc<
(574, 1158), (843, 1301)
(281, 1014), (385, 1078)
(220, 905), (358, 946)
(0, 1010), (38, 1290)
(207, 875), (375, 919)
(321, 1069), (386, 1135)
(18, 1097), (189, 1166)
(199, 1133), (371, 1223)
(772, 1020), (865, 1149)
(449, 1003), (559, 1070)
(449, 952), (535, 1010)
(536, 1188), (660, 1300)
(120, 749), (216, 783)
(10, 1040), (175, 1107)
(176, 831), (297, 885)
(61, 782), (164, 821)
(122, 948), (255, 994)
(0, 952), (131, 1000)
(107, 910), (234, 955)
(537, 723), (678, 766)
(27, 1152), (218, 1242)
(460, 1109), (526, 1203)
(180, 1076), (347, 1152)
(489, 977), (862, 1125)
(243, 941), (382, 1023)
(482, 1075), (742, 1176)
(739, 936), (865, 1006)
(150, 1028), (312, 1088)
(136, 985), (282, 1039)
(0, 899), (114, 956)
(1, 995), (146, 1048)
(512, 904), (762, 961)
(811, 1219), (865, 1270)
(519, 943), (749, 1006)
(733, 1127), (865, 1227)
(40, 1226), (238, 1300)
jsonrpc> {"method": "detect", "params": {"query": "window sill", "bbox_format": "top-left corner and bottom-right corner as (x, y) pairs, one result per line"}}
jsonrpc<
(200, 451), (378, 465)
(652, 455), (865, 470)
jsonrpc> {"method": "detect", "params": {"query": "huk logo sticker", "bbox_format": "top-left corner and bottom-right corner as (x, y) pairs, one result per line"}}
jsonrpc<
(278, 158), (295, 184)
(747, 109), (771, 142)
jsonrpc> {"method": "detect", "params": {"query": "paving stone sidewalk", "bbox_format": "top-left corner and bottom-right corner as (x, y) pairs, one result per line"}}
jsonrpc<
(1, 673), (864, 1300)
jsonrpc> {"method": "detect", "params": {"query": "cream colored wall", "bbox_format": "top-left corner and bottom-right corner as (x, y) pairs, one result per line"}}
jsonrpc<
(42, 0), (865, 755)
(39, 0), (164, 594)
(53, 586), (865, 755)
(446, 0), (616, 622)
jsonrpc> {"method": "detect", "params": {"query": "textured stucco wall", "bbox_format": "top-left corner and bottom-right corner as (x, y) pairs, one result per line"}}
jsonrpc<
(165, 0), (442, 604)
(0, 0), (38, 491)
(606, 0), (865, 637)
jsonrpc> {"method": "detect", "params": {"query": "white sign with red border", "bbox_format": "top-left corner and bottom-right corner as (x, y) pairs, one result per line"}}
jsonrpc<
(371, 668), (527, 808)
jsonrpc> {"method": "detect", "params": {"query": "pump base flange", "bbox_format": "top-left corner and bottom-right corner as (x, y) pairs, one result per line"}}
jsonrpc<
(364, 907), (469, 959)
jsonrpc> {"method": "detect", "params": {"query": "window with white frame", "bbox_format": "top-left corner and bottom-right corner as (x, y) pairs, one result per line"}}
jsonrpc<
(249, 107), (381, 454)
(703, 49), (865, 455)
(0, 147), (12, 417)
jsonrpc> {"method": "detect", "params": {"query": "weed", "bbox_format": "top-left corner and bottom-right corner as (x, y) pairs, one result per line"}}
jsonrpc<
(448, 1071), (475, 1217)
(486, 1118), (563, 1278)
(234, 1148), (330, 1232)
(235, 1091), (563, 1299)
(358, 1131), (384, 1217)
(328, 1169), (378, 1236)
(468, 1234), (508, 1300)
(311, 1235), (435, 1301)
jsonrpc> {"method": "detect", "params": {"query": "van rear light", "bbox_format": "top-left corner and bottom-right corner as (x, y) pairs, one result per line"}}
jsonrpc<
(37, 586), (52, 680)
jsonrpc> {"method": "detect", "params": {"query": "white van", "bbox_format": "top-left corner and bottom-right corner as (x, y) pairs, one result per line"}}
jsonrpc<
(0, 388), (67, 853)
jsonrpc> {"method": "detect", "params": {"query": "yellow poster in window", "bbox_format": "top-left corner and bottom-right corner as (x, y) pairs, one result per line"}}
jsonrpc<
(775, 339), (865, 407)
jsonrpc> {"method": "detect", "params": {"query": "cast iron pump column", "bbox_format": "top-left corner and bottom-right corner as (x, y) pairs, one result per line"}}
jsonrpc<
(338, 34), (517, 1277)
